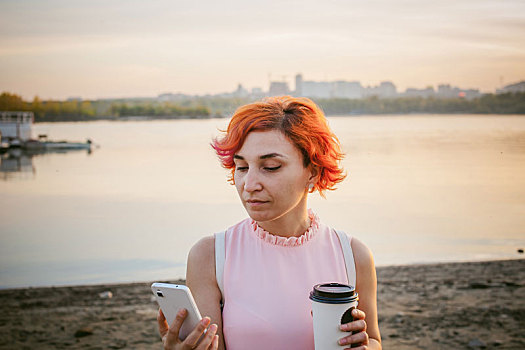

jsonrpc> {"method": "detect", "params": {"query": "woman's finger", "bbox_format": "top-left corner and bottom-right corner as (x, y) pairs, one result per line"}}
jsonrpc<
(352, 308), (366, 320)
(338, 330), (369, 347)
(210, 334), (219, 350)
(183, 317), (211, 348)
(340, 319), (367, 332)
(165, 308), (187, 345)
(157, 309), (169, 338)
(197, 323), (218, 349)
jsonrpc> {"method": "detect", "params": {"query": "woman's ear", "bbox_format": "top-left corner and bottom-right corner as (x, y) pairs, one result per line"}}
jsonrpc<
(308, 165), (320, 185)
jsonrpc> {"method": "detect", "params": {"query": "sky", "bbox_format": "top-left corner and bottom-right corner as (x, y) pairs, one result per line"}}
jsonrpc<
(1, 0), (524, 100)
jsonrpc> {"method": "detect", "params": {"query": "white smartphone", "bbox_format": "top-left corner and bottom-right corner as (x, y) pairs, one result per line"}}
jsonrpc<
(151, 283), (203, 340)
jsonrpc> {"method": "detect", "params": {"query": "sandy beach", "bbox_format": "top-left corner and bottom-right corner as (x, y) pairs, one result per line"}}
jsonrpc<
(0, 259), (523, 349)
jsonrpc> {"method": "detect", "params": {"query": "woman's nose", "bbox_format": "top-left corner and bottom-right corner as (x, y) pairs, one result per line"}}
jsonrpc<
(243, 169), (262, 192)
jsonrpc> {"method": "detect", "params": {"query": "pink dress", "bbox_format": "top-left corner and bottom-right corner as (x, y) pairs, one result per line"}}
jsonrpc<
(220, 211), (353, 350)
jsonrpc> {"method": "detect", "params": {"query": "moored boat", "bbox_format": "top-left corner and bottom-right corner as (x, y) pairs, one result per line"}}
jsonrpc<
(1, 111), (95, 152)
(23, 139), (92, 150)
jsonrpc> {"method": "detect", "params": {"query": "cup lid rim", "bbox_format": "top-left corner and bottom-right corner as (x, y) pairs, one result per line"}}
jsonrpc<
(309, 283), (358, 303)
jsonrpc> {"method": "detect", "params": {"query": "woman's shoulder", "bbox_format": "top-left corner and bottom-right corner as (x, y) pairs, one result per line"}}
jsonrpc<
(188, 235), (215, 267)
(350, 236), (374, 265)
(349, 236), (376, 284)
(186, 235), (217, 290)
(329, 227), (374, 267)
(188, 219), (245, 259)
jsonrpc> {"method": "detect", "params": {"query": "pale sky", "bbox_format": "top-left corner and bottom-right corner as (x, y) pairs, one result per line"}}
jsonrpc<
(1, 0), (524, 100)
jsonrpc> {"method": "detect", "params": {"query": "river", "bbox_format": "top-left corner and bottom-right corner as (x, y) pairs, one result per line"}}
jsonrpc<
(1, 114), (524, 288)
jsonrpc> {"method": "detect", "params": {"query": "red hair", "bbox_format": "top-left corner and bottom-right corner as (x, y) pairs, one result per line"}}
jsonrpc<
(211, 96), (346, 196)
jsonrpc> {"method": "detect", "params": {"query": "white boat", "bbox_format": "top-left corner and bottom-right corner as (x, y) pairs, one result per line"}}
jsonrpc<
(23, 139), (92, 150)
(1, 112), (95, 152)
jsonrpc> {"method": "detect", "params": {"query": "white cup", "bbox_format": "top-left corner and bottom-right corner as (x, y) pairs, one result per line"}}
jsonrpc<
(310, 283), (359, 349)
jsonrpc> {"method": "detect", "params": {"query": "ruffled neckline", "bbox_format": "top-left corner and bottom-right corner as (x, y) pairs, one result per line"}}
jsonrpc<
(251, 210), (320, 247)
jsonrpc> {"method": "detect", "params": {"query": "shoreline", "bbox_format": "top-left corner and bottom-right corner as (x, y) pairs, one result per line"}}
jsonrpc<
(31, 112), (525, 124)
(0, 259), (523, 349)
(2, 257), (523, 291)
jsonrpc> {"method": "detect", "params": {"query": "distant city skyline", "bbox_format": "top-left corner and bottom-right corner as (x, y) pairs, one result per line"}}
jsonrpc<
(41, 76), (524, 102)
(7, 73), (525, 102)
(1, 0), (524, 100)
(159, 74), (513, 101)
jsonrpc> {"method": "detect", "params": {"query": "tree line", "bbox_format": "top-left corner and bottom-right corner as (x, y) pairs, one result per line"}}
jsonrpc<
(109, 103), (210, 119)
(0, 92), (211, 122)
(316, 93), (525, 115)
(1, 91), (524, 122)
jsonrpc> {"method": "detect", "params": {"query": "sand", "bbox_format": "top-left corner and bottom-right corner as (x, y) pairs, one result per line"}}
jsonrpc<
(0, 259), (523, 349)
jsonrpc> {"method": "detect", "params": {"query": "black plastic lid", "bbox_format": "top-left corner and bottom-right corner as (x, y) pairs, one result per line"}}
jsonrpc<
(309, 283), (358, 304)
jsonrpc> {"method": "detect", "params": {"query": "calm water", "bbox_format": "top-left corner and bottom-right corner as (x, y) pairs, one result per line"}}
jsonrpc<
(1, 115), (524, 288)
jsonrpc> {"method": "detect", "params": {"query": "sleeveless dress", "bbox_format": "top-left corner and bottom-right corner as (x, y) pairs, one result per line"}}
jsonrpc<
(219, 210), (354, 350)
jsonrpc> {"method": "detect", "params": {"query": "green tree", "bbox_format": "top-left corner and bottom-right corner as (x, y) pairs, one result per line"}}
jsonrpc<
(80, 101), (95, 117)
(0, 92), (27, 111)
(32, 96), (45, 120)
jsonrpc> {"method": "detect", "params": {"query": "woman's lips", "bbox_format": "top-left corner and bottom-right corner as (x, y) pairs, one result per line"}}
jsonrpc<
(246, 199), (268, 206)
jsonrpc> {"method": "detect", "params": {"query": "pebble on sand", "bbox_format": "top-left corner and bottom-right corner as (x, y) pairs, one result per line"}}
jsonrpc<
(98, 291), (113, 299)
(468, 338), (487, 348)
(74, 327), (94, 338)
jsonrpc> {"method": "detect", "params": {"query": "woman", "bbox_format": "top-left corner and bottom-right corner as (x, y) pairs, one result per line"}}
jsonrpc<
(157, 96), (381, 350)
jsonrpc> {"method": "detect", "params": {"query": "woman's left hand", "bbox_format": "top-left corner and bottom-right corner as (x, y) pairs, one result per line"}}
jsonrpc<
(338, 308), (369, 349)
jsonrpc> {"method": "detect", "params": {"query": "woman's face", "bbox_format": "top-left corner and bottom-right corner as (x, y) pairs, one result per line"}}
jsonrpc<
(233, 130), (315, 224)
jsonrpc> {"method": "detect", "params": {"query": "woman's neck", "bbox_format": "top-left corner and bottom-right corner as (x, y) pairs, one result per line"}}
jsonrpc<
(256, 202), (311, 238)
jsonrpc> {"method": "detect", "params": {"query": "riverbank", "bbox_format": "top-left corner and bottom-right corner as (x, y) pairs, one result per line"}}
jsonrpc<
(3, 91), (525, 124)
(0, 259), (523, 349)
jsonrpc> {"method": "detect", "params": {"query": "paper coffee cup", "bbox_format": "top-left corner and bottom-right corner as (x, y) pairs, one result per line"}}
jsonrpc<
(310, 283), (359, 349)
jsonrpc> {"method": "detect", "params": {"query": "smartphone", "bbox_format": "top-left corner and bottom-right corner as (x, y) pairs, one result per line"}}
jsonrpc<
(151, 283), (203, 340)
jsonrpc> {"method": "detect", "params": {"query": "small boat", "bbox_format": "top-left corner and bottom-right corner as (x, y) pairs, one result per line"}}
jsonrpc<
(6, 138), (22, 148)
(1, 113), (95, 152)
(23, 139), (92, 150)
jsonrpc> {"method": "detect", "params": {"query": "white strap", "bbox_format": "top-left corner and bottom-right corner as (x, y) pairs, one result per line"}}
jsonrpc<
(335, 229), (356, 287)
(214, 230), (226, 304)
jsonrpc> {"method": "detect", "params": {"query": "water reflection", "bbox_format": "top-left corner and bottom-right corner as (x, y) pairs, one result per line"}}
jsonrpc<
(0, 148), (91, 181)
(1, 116), (524, 288)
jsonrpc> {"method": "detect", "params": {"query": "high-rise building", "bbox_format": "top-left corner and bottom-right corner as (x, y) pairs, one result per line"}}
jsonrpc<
(437, 84), (481, 99)
(498, 81), (525, 93)
(333, 81), (363, 99)
(269, 81), (290, 96)
(378, 82), (396, 98)
(295, 74), (303, 96)
(234, 84), (249, 97)
(437, 84), (458, 98)
(302, 81), (332, 98)
(293, 74), (397, 99)
(403, 87), (435, 98)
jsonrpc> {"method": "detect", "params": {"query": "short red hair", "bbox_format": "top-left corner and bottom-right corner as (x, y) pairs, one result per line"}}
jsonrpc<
(211, 96), (346, 196)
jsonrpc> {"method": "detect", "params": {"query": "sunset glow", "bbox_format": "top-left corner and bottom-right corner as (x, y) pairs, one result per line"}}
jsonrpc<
(1, 0), (524, 100)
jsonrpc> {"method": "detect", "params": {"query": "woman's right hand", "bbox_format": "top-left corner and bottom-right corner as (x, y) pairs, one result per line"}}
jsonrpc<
(157, 308), (219, 350)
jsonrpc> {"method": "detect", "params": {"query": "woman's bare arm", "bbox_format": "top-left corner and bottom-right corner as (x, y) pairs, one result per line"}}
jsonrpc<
(352, 237), (382, 349)
(186, 236), (226, 350)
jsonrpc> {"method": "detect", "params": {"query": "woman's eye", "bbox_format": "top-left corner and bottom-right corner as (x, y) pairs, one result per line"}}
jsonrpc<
(236, 166), (248, 172)
(264, 165), (281, 171)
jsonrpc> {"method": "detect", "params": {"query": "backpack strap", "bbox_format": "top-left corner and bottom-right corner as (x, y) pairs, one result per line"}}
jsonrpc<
(335, 229), (356, 287)
(214, 230), (226, 306)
